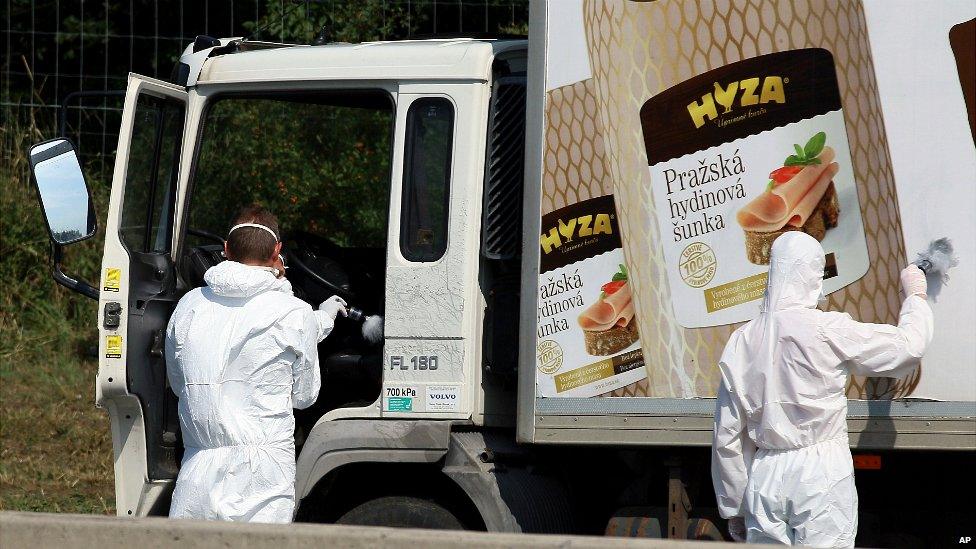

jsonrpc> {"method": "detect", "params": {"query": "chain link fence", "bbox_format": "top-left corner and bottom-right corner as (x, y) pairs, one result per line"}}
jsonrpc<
(2, 0), (528, 183)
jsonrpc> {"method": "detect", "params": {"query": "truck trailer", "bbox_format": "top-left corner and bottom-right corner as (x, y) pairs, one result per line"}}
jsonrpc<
(27, 0), (975, 544)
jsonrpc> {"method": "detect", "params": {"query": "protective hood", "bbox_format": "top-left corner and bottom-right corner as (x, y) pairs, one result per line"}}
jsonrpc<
(761, 231), (825, 312)
(203, 260), (293, 298)
(737, 232), (826, 418)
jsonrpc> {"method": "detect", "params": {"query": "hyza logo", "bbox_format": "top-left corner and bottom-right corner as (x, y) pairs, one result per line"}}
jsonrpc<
(540, 213), (613, 254)
(687, 76), (787, 129)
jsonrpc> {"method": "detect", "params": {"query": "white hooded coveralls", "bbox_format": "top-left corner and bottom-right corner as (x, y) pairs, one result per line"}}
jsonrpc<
(711, 232), (933, 546)
(165, 261), (336, 522)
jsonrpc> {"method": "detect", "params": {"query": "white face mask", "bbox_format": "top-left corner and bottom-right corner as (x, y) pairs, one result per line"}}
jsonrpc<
(255, 265), (281, 278)
(255, 256), (286, 278)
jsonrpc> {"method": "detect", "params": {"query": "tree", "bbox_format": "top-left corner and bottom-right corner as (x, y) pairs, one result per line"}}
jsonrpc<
(244, 0), (417, 44)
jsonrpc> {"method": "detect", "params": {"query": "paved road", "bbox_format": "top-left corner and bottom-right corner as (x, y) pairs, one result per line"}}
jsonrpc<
(0, 511), (755, 548)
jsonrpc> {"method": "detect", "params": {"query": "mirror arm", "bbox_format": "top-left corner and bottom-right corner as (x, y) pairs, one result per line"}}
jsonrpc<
(51, 242), (99, 300)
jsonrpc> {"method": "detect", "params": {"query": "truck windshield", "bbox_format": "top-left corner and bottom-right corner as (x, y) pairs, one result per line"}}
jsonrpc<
(185, 91), (394, 249)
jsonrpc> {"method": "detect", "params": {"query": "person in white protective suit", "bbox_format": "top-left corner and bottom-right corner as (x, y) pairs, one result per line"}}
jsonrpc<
(711, 231), (933, 546)
(165, 205), (348, 523)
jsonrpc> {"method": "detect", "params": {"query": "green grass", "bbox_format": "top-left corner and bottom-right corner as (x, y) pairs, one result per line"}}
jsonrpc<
(0, 116), (115, 513)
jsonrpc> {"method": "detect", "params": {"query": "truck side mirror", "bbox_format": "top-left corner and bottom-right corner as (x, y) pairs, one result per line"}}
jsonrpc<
(28, 138), (99, 300)
(29, 139), (97, 245)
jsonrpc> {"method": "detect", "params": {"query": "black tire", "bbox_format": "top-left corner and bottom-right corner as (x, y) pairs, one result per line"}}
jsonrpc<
(336, 496), (465, 530)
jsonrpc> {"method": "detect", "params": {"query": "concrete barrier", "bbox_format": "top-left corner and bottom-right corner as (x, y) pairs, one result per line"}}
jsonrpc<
(0, 511), (754, 548)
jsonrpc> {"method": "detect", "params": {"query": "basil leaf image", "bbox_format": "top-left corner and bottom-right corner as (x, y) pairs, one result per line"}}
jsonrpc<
(794, 143), (806, 159)
(784, 155), (804, 166)
(803, 132), (827, 159)
(611, 263), (628, 282)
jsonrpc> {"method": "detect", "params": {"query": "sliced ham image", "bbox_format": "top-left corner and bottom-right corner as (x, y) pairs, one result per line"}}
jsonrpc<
(578, 281), (635, 332)
(737, 147), (837, 232)
(787, 163), (839, 227)
(578, 277), (641, 356)
(737, 135), (842, 265)
(614, 302), (635, 327)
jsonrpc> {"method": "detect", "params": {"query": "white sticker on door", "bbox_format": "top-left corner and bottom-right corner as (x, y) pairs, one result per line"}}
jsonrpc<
(425, 385), (460, 413)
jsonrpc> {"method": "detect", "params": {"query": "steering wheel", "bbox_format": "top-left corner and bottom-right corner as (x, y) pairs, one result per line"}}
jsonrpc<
(187, 227), (225, 245)
(282, 231), (355, 302)
(184, 227), (354, 302)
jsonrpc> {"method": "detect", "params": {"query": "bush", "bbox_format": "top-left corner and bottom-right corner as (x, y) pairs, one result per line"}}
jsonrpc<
(0, 113), (114, 513)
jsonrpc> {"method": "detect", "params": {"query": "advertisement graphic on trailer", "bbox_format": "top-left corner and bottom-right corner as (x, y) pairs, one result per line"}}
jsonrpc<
(533, 0), (949, 400)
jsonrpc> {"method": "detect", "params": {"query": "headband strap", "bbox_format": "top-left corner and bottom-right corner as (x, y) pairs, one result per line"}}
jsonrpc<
(227, 222), (279, 242)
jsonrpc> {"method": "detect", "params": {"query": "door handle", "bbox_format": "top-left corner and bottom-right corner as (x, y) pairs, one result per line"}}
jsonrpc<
(150, 328), (165, 358)
(103, 302), (122, 329)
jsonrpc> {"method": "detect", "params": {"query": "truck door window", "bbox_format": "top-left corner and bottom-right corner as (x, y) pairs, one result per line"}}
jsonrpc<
(187, 92), (393, 249)
(119, 94), (184, 253)
(400, 98), (454, 262)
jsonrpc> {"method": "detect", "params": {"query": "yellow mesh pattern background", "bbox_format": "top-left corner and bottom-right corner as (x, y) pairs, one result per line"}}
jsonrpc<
(535, 0), (914, 398)
(542, 80), (614, 216)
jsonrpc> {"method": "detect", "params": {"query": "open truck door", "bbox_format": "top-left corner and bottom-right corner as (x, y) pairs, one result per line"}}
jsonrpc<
(95, 75), (187, 516)
(28, 73), (188, 516)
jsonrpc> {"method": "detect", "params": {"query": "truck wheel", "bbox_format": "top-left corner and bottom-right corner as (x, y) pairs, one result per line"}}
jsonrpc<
(337, 496), (465, 530)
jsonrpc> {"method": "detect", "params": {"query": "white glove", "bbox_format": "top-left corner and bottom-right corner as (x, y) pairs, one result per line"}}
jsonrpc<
(727, 516), (746, 542)
(318, 295), (348, 320)
(900, 265), (927, 300)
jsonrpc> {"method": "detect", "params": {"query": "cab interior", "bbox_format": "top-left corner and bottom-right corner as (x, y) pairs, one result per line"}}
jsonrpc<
(176, 90), (396, 438)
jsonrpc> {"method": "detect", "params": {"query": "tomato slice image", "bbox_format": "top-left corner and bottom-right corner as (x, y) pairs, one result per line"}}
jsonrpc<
(601, 280), (626, 295)
(769, 165), (803, 184)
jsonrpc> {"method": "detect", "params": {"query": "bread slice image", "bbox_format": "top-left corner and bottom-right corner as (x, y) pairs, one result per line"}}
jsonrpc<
(583, 317), (639, 356)
(744, 182), (839, 264)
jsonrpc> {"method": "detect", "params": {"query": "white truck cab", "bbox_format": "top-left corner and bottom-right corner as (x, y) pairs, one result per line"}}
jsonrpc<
(33, 37), (536, 525)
